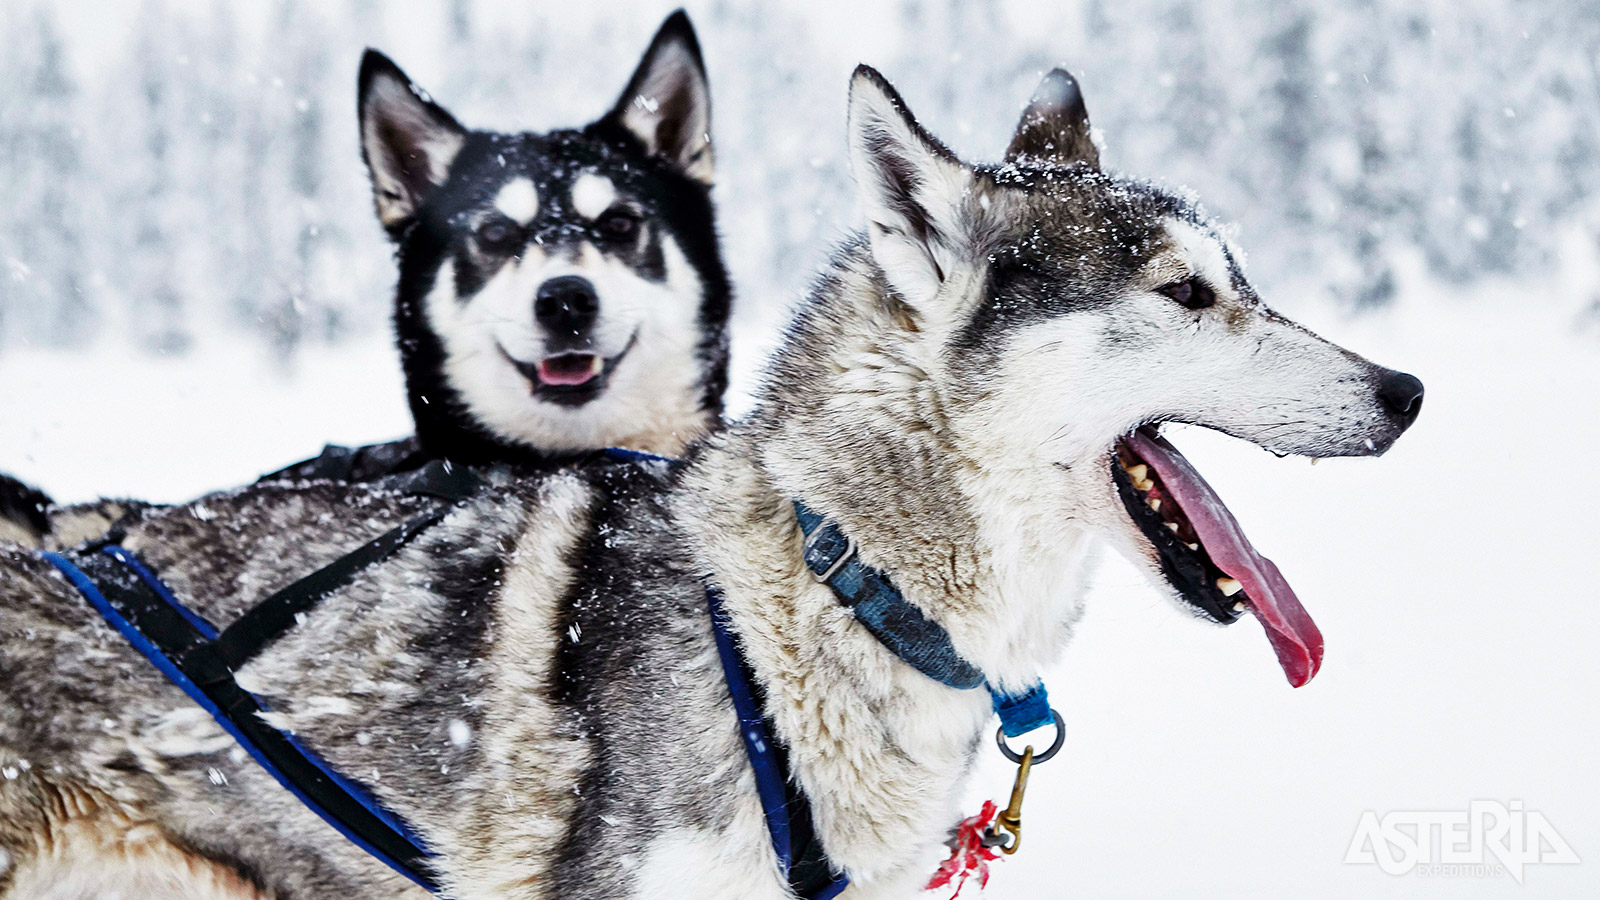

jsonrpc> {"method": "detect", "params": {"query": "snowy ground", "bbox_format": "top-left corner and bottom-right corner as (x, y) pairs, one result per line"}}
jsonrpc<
(1, 267), (1595, 896)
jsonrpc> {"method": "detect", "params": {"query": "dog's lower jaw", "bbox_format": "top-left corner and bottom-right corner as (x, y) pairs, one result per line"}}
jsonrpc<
(427, 374), (717, 465)
(677, 437), (1087, 888)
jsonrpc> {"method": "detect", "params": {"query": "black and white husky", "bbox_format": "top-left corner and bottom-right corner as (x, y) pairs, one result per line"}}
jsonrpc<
(358, 9), (731, 466)
(0, 11), (732, 545)
(0, 66), (1422, 898)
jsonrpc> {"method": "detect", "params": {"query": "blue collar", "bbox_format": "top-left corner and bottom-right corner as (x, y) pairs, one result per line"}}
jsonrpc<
(793, 501), (1054, 739)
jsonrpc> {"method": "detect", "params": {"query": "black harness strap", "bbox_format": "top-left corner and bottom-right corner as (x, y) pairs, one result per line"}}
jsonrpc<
(260, 437), (429, 484)
(209, 461), (485, 674)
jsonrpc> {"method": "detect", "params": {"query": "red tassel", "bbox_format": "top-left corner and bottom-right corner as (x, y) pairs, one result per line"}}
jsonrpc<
(925, 800), (1004, 898)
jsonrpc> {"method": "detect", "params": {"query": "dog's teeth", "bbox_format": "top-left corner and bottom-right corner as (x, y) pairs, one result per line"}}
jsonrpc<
(1165, 521), (1179, 533)
(1125, 464), (1148, 482)
(589, 356), (605, 375)
(1217, 577), (1244, 597)
(1134, 477), (1156, 492)
(1309, 457), (1321, 467)
(1148, 498), (1161, 512)
(1186, 542), (1199, 551)
(1232, 600), (1247, 612)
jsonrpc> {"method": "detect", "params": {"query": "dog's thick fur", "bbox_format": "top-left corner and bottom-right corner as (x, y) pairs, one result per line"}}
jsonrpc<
(0, 67), (1421, 898)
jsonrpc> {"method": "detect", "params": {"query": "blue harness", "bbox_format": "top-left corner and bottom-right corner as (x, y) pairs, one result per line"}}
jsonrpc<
(43, 545), (443, 890)
(43, 451), (1053, 898)
(39, 456), (486, 892)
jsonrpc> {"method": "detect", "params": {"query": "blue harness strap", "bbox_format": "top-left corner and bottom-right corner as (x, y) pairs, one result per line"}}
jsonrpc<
(598, 446), (679, 466)
(705, 585), (794, 866)
(705, 493), (1057, 900)
(706, 584), (850, 900)
(793, 501), (1055, 738)
(41, 543), (445, 894)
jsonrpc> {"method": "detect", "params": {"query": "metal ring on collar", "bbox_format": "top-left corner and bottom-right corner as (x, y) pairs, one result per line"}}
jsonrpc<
(995, 709), (1065, 764)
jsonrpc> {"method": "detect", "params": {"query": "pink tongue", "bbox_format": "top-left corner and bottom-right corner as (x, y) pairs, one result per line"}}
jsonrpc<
(1126, 428), (1324, 687)
(536, 355), (599, 386)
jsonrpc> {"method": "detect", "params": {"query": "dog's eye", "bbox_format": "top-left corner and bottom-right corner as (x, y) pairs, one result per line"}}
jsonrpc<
(1159, 277), (1215, 310)
(597, 210), (640, 239)
(476, 219), (520, 250)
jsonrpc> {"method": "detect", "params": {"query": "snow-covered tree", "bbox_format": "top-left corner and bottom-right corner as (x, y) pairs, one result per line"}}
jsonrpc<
(0, 0), (1595, 359)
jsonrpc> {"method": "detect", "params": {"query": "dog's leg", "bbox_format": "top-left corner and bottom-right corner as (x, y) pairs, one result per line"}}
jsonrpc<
(0, 765), (274, 900)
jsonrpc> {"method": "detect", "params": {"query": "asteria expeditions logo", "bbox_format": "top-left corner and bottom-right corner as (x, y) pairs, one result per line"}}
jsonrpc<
(1345, 800), (1580, 884)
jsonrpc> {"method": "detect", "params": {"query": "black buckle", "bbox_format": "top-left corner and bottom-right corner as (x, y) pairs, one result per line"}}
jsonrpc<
(801, 520), (857, 584)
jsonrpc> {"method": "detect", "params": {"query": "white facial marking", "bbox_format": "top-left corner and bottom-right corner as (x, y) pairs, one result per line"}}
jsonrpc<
(494, 177), (540, 225)
(1164, 217), (1232, 292)
(571, 172), (618, 220)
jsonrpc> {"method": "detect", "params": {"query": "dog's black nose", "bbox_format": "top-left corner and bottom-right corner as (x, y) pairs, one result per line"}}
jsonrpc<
(1376, 370), (1424, 427)
(535, 276), (599, 337)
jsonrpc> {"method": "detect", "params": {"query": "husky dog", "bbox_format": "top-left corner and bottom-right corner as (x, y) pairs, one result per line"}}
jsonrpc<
(0, 66), (1422, 898)
(0, 10), (731, 546)
(360, 10), (731, 465)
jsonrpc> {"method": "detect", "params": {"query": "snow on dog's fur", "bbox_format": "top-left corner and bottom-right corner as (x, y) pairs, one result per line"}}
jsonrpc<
(0, 66), (1422, 898)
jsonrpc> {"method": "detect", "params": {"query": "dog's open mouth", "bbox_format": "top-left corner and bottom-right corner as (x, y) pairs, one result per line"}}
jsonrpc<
(501, 336), (636, 407)
(536, 353), (605, 387)
(1113, 425), (1324, 687)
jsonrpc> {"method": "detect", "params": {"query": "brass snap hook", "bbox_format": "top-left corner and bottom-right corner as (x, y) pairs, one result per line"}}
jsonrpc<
(986, 709), (1064, 856)
(990, 745), (1033, 855)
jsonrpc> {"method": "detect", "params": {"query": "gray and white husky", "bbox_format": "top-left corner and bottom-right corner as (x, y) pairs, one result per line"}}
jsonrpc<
(0, 65), (1422, 899)
(0, 10), (731, 547)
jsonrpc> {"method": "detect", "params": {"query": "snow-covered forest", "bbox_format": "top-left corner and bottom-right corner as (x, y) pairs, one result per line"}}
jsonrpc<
(3, 0), (1598, 358)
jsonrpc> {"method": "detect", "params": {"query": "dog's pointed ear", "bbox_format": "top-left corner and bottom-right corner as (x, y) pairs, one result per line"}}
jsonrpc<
(1005, 68), (1099, 170)
(598, 10), (713, 185)
(847, 65), (974, 311)
(358, 49), (467, 235)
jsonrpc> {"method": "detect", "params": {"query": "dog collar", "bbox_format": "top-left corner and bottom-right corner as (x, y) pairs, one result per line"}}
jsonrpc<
(793, 502), (1054, 738)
